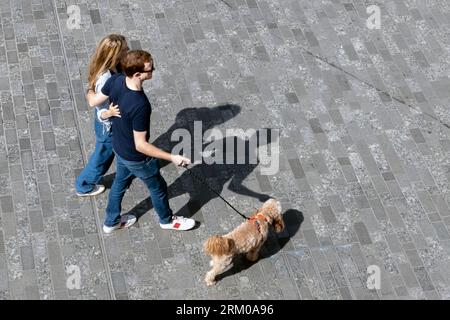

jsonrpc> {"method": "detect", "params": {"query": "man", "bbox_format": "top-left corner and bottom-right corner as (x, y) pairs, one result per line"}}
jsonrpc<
(87, 50), (195, 233)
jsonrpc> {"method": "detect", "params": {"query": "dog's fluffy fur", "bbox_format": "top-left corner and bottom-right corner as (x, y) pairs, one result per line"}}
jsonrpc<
(203, 199), (284, 286)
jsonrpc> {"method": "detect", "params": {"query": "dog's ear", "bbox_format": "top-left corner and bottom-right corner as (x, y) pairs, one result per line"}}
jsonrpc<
(204, 236), (235, 256)
(273, 214), (285, 233)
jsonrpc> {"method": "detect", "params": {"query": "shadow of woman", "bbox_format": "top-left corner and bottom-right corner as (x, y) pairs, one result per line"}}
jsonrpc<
(154, 103), (241, 170)
(215, 209), (304, 282)
(101, 104), (241, 190)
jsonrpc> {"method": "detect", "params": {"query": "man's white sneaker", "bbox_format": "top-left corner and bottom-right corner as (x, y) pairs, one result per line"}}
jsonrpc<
(76, 185), (106, 197)
(103, 214), (137, 234)
(160, 215), (195, 231)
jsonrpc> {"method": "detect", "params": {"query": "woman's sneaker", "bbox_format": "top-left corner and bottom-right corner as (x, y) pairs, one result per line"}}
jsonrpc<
(103, 214), (137, 234)
(160, 215), (195, 231)
(76, 185), (106, 197)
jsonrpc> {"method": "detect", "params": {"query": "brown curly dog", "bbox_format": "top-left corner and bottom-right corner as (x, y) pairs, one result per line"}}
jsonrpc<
(203, 199), (284, 286)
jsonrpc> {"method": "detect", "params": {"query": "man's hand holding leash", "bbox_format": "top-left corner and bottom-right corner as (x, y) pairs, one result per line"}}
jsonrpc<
(171, 154), (191, 167)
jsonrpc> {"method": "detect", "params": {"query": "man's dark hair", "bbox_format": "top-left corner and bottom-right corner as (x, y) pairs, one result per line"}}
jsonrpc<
(120, 50), (152, 77)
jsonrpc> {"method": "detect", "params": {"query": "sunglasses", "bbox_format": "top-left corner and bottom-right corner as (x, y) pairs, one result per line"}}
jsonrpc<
(140, 64), (155, 73)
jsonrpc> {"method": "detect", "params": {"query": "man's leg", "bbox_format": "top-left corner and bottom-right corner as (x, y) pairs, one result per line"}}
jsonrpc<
(135, 158), (173, 224)
(104, 156), (134, 227)
(126, 157), (195, 230)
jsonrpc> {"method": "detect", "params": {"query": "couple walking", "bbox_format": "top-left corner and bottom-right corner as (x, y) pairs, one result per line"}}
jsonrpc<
(75, 34), (195, 233)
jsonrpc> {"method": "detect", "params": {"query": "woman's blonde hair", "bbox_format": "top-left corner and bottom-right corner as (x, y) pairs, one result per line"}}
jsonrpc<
(87, 34), (127, 90)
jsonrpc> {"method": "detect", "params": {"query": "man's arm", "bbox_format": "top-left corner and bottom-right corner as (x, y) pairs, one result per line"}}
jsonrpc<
(134, 130), (171, 160)
(86, 89), (109, 108)
(133, 130), (190, 166)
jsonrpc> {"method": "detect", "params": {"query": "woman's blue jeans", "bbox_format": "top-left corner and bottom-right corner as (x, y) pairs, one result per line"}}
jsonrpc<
(104, 153), (173, 227)
(75, 111), (114, 194)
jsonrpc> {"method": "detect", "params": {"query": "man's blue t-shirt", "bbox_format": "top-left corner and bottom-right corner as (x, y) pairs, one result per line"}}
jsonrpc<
(101, 74), (151, 161)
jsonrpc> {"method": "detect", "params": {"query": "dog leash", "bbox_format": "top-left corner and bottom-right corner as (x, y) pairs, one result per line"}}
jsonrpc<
(184, 166), (250, 220)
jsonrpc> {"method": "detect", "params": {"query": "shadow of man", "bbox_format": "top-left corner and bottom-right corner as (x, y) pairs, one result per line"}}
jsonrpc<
(129, 107), (278, 220)
(215, 209), (304, 282)
(164, 132), (274, 218)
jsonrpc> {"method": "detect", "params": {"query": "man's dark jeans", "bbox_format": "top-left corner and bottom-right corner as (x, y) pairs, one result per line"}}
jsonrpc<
(104, 153), (173, 227)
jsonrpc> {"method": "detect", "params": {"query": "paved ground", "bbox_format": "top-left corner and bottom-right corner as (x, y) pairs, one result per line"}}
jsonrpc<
(1, 0), (450, 300)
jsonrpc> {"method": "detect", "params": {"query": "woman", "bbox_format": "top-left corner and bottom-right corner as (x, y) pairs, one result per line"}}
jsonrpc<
(75, 34), (129, 196)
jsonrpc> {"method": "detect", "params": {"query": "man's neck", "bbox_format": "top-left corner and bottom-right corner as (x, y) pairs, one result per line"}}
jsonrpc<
(125, 76), (143, 91)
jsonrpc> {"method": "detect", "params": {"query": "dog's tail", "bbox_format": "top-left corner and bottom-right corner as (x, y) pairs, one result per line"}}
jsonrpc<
(204, 236), (236, 256)
(263, 199), (285, 233)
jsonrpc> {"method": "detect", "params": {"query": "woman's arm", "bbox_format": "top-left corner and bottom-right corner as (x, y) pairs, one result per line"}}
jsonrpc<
(99, 103), (121, 119)
(86, 89), (109, 108)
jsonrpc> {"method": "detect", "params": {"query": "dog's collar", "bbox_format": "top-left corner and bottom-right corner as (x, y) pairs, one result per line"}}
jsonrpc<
(248, 212), (270, 233)
(248, 212), (269, 222)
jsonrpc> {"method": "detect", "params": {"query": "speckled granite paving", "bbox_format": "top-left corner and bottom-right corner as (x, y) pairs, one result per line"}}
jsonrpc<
(1, 0), (450, 300)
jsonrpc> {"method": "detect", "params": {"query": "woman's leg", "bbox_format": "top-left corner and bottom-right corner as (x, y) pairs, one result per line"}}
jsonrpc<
(75, 139), (114, 193)
(75, 117), (114, 194)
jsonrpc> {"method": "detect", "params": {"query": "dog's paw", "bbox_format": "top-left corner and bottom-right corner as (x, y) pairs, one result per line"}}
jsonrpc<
(205, 276), (216, 286)
(205, 279), (216, 286)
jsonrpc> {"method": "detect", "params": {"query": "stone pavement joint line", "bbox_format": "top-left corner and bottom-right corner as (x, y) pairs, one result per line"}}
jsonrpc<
(48, 0), (115, 299)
